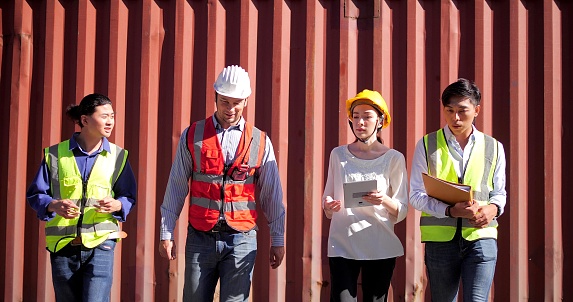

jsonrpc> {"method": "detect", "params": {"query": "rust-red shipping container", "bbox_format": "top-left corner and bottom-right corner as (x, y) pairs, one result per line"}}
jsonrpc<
(1, 0), (570, 301)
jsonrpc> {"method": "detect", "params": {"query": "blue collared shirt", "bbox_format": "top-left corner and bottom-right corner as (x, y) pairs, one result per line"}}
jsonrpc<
(26, 133), (137, 221)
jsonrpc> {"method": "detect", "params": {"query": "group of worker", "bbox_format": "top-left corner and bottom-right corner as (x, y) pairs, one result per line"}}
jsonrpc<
(26, 64), (505, 302)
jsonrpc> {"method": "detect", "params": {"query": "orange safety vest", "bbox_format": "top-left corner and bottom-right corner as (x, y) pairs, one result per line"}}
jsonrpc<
(187, 116), (266, 232)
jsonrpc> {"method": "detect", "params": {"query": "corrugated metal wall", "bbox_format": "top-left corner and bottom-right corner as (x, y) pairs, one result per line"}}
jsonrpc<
(1, 0), (570, 301)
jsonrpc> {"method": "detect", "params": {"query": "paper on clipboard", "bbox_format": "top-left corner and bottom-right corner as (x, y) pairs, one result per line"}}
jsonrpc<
(343, 179), (377, 208)
(421, 173), (472, 205)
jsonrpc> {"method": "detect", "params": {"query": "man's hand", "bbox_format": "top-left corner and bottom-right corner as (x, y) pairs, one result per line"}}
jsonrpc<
(270, 246), (285, 269)
(469, 204), (498, 228)
(48, 199), (80, 219)
(450, 200), (479, 219)
(159, 240), (177, 260)
(95, 196), (122, 213)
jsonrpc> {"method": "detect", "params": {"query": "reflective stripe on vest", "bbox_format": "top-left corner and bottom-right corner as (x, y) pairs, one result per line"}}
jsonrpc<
(187, 117), (265, 232)
(44, 140), (128, 252)
(420, 129), (498, 242)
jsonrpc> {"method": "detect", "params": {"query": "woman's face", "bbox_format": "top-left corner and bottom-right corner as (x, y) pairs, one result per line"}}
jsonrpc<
(351, 104), (381, 139)
(81, 104), (115, 138)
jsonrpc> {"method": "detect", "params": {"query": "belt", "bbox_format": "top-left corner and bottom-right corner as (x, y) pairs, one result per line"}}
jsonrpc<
(108, 230), (128, 239)
(209, 221), (238, 233)
(69, 231), (128, 246)
(70, 236), (82, 246)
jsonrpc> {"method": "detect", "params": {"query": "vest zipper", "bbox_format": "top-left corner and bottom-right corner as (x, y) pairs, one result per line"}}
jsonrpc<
(220, 164), (230, 218)
(76, 180), (88, 237)
(77, 154), (100, 238)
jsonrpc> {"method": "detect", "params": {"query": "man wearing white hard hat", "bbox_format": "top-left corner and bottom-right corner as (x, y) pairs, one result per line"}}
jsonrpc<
(158, 65), (286, 301)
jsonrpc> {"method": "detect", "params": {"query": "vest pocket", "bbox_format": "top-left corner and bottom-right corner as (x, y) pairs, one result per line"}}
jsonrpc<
(230, 184), (244, 196)
(92, 215), (119, 236)
(62, 177), (82, 194)
(88, 183), (112, 200)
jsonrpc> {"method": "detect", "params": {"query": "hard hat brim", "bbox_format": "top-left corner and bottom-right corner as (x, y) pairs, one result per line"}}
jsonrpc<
(214, 88), (251, 100)
(346, 94), (391, 128)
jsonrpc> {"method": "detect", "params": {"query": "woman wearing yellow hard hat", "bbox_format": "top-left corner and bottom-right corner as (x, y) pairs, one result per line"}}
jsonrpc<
(322, 89), (408, 301)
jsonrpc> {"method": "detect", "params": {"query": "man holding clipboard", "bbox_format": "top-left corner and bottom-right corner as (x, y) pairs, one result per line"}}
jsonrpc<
(409, 79), (506, 302)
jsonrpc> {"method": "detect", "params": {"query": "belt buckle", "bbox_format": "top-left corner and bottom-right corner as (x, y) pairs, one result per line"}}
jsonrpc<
(70, 236), (82, 246)
(211, 221), (224, 232)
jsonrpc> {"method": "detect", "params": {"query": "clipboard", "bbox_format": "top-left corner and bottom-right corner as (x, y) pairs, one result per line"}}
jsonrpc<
(421, 173), (472, 205)
(343, 179), (377, 208)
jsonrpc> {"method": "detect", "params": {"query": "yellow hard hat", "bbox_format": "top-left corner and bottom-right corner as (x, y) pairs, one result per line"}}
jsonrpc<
(345, 89), (391, 128)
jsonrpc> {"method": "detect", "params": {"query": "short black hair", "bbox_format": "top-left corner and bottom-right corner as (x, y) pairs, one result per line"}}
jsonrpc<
(65, 93), (112, 127)
(441, 78), (481, 107)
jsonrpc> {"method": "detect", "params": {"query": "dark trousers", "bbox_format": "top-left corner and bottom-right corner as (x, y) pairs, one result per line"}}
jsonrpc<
(329, 256), (396, 302)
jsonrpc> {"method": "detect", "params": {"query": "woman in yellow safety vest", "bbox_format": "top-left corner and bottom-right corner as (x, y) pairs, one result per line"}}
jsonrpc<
(27, 93), (136, 302)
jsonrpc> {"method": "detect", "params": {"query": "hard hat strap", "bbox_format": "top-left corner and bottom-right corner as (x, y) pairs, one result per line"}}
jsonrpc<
(357, 126), (378, 144)
(348, 120), (379, 144)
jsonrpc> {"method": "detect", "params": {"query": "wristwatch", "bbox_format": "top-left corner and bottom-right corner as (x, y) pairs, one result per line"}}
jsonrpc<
(493, 204), (501, 218)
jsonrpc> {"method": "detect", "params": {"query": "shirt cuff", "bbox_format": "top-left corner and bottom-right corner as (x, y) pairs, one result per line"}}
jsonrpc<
(270, 235), (284, 247)
(490, 202), (502, 217)
(160, 223), (175, 241)
(437, 202), (450, 218)
(112, 197), (131, 222)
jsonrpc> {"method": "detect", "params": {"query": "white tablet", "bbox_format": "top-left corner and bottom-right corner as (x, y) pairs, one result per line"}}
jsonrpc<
(343, 179), (378, 208)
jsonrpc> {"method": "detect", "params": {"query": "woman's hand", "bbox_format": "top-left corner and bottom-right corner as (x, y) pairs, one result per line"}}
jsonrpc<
(362, 191), (387, 206)
(323, 196), (342, 219)
(363, 191), (399, 217)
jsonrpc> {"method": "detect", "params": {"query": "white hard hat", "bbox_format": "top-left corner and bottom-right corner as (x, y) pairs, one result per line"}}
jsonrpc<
(213, 65), (252, 99)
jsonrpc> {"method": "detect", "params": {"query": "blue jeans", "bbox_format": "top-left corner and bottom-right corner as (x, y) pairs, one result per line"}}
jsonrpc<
(50, 239), (116, 302)
(424, 226), (497, 302)
(184, 225), (257, 302)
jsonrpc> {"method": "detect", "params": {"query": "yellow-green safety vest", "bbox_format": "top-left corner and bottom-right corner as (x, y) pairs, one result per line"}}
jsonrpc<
(420, 129), (498, 242)
(44, 140), (128, 252)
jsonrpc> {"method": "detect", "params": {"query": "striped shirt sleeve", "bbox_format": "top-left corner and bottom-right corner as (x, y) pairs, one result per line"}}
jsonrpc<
(160, 128), (193, 240)
(256, 136), (286, 247)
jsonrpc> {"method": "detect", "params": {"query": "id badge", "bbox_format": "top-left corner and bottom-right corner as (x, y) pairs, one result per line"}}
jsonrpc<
(230, 164), (250, 181)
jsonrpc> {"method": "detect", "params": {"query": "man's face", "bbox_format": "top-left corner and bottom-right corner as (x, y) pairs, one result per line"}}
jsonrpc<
(82, 104), (115, 138)
(215, 94), (247, 129)
(443, 96), (480, 138)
